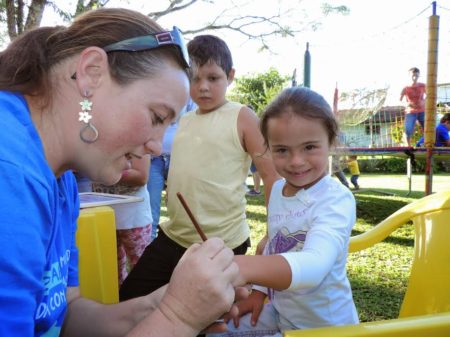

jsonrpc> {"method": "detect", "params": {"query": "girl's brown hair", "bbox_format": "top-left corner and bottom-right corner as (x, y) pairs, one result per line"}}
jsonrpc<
(260, 87), (339, 146)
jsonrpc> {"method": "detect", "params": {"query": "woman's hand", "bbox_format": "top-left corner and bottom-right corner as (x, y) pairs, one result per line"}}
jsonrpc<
(158, 237), (241, 332)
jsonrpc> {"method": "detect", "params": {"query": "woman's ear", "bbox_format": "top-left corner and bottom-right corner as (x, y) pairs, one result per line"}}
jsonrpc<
(75, 47), (110, 94)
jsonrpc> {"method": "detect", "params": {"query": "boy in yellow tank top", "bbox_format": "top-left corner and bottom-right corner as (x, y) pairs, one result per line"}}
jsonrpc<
(120, 34), (279, 300)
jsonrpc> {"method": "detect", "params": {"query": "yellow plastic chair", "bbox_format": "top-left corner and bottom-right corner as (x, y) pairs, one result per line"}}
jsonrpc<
(76, 206), (119, 304)
(284, 190), (450, 337)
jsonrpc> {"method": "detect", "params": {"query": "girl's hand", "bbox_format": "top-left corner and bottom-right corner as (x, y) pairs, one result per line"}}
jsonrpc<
(232, 289), (266, 328)
(202, 286), (249, 333)
(255, 235), (268, 255)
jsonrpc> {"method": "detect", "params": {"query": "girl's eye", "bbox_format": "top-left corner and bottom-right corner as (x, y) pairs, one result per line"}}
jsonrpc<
(209, 76), (218, 81)
(274, 148), (287, 154)
(305, 144), (317, 151)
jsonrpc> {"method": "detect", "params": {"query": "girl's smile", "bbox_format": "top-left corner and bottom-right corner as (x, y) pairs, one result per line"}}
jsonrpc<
(268, 112), (330, 196)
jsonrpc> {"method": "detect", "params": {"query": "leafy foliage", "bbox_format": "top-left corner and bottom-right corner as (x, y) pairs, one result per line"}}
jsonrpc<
(321, 3), (350, 16)
(389, 119), (422, 145)
(354, 157), (446, 174)
(227, 67), (289, 115)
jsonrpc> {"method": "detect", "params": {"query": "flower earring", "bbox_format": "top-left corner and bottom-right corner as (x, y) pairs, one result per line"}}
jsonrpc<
(79, 91), (99, 143)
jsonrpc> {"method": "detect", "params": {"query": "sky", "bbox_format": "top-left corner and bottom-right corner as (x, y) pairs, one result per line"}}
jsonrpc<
(40, 0), (450, 105)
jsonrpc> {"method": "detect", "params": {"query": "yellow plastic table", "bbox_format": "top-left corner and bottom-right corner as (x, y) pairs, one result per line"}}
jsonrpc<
(76, 206), (119, 304)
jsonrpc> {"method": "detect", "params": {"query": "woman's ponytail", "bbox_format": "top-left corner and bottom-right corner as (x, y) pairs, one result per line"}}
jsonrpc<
(0, 26), (66, 97)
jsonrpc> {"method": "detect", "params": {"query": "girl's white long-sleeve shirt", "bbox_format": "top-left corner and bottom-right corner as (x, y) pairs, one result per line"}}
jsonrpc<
(253, 175), (359, 329)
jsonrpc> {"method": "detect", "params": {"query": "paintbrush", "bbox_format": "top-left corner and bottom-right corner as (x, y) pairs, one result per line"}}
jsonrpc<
(176, 192), (207, 241)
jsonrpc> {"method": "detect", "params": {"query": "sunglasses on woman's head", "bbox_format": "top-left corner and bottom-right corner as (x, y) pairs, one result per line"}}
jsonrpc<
(103, 26), (190, 68)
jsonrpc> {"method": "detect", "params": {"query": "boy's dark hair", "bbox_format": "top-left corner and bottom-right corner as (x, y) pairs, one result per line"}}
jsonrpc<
(187, 35), (233, 77)
(260, 87), (339, 146)
(441, 112), (450, 123)
(409, 67), (420, 74)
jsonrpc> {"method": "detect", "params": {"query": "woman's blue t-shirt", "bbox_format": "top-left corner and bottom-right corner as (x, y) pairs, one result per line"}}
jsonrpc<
(0, 91), (79, 336)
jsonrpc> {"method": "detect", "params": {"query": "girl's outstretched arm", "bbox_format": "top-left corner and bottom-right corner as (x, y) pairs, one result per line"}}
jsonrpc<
(234, 255), (292, 290)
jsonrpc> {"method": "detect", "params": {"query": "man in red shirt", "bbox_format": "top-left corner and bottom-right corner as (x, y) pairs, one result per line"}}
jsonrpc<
(400, 67), (426, 146)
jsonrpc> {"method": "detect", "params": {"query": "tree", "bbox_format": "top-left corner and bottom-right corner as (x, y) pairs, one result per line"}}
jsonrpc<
(228, 67), (290, 115)
(0, 0), (109, 41)
(0, 0), (349, 46)
(1, 0), (48, 40)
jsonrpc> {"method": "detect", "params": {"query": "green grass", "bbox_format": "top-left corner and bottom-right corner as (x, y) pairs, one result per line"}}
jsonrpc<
(161, 172), (450, 322)
(347, 192), (414, 321)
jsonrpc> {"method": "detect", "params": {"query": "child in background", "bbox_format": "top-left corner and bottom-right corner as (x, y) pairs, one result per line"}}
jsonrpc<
(347, 155), (360, 190)
(120, 34), (279, 300)
(209, 87), (359, 336)
(416, 112), (450, 147)
(331, 154), (350, 188)
(400, 67), (426, 146)
(246, 161), (262, 196)
(246, 105), (263, 197)
(92, 155), (152, 286)
(147, 98), (196, 240)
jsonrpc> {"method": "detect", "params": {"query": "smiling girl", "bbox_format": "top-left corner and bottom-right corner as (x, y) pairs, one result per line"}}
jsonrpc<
(210, 87), (359, 337)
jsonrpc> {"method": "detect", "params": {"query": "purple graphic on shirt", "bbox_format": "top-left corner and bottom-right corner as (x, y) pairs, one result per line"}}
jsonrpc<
(268, 228), (307, 255)
(267, 228), (307, 300)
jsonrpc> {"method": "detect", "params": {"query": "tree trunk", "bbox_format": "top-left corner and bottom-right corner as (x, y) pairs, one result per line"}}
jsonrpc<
(5, 0), (17, 39)
(24, 0), (47, 31)
(16, 0), (24, 34)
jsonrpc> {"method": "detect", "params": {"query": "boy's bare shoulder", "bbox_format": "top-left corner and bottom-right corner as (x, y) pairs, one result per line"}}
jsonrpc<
(237, 105), (259, 132)
(237, 104), (258, 119)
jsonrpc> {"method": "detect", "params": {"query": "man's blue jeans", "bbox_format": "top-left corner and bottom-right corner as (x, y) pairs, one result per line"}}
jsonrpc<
(147, 155), (170, 239)
(404, 112), (425, 139)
